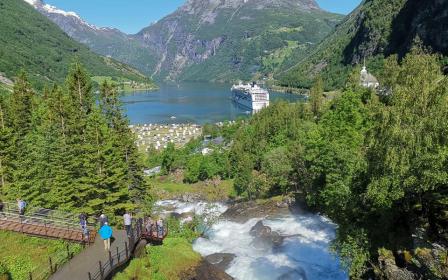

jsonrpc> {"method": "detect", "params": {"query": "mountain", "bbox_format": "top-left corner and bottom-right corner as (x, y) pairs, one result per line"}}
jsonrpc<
(279, 0), (448, 89)
(27, 0), (342, 82)
(23, 0), (158, 76)
(135, 0), (343, 82)
(0, 0), (150, 88)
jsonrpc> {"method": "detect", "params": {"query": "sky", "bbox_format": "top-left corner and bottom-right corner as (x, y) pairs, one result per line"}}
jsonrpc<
(44, 0), (362, 34)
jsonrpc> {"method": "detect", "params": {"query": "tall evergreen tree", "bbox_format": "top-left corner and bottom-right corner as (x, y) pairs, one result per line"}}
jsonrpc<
(0, 92), (14, 194)
(100, 81), (144, 205)
(309, 76), (324, 120)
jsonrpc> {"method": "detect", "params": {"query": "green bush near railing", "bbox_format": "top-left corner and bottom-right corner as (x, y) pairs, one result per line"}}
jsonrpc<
(0, 231), (81, 280)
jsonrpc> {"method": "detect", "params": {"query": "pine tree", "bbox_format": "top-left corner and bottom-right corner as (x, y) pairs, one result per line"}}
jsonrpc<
(99, 81), (144, 206)
(0, 92), (14, 194)
(309, 76), (324, 120)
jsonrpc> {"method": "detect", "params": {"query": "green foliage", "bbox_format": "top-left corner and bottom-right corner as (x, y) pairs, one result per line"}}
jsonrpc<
(0, 0), (150, 88)
(366, 51), (448, 208)
(230, 51), (448, 275)
(0, 231), (81, 280)
(146, 2), (343, 82)
(309, 76), (324, 119)
(115, 220), (201, 280)
(145, 237), (201, 280)
(279, 0), (448, 91)
(1, 63), (146, 218)
(332, 229), (370, 279)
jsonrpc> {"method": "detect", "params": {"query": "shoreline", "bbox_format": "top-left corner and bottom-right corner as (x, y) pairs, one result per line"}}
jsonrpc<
(268, 84), (309, 96)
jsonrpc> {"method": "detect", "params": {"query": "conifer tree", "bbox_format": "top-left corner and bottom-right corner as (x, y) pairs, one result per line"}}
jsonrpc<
(309, 76), (324, 120)
(0, 92), (13, 194)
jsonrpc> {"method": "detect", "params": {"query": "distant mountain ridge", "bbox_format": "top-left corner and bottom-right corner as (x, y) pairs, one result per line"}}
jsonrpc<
(26, 0), (343, 82)
(0, 0), (150, 88)
(135, 0), (343, 82)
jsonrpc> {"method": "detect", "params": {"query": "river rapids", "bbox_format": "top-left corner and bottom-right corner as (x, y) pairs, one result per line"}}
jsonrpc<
(154, 200), (348, 280)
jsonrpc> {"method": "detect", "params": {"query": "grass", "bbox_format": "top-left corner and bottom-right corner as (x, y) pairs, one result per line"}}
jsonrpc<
(91, 76), (158, 93)
(0, 231), (82, 280)
(150, 177), (235, 201)
(114, 237), (201, 280)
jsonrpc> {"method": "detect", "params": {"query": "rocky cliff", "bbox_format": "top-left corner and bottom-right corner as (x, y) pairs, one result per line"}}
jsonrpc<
(135, 0), (342, 82)
(280, 0), (448, 89)
(23, 0), (157, 76)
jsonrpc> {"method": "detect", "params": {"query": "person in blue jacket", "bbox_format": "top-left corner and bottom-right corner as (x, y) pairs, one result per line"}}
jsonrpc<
(99, 222), (113, 251)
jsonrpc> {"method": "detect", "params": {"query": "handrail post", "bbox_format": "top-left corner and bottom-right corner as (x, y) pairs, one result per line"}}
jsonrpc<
(66, 244), (70, 259)
(49, 257), (53, 273)
(108, 250), (113, 267)
(88, 272), (92, 280)
(125, 242), (129, 259)
(116, 246), (120, 262)
(99, 261), (104, 279)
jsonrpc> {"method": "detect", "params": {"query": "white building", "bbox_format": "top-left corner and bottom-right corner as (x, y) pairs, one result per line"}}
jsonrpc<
(360, 61), (379, 89)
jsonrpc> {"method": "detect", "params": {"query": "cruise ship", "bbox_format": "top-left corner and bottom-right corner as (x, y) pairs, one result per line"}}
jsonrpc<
(231, 82), (270, 111)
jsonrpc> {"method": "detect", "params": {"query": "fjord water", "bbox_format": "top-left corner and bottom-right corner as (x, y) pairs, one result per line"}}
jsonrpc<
(121, 82), (303, 125)
(155, 200), (348, 280)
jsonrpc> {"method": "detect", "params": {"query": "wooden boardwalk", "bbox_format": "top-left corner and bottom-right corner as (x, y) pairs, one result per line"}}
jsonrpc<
(0, 216), (95, 243)
(50, 229), (134, 280)
(0, 204), (167, 280)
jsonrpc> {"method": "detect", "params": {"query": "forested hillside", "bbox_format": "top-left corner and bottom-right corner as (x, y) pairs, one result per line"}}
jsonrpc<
(279, 0), (448, 89)
(230, 50), (448, 278)
(0, 63), (146, 218)
(133, 0), (342, 82)
(0, 0), (150, 88)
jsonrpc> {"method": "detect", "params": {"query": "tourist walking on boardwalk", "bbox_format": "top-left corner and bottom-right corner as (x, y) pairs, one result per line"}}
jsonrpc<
(99, 222), (113, 251)
(156, 218), (164, 238)
(79, 213), (89, 242)
(0, 200), (5, 219)
(99, 213), (108, 227)
(123, 211), (132, 238)
(17, 198), (26, 216)
(145, 217), (153, 236)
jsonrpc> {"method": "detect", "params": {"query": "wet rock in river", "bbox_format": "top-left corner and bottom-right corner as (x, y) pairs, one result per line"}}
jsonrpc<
(223, 200), (294, 223)
(250, 220), (284, 249)
(205, 253), (236, 271)
(192, 259), (234, 280)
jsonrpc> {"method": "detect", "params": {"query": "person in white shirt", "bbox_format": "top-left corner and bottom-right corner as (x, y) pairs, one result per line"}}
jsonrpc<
(123, 211), (132, 237)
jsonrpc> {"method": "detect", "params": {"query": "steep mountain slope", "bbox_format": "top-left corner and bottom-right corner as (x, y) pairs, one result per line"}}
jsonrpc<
(24, 0), (158, 76)
(135, 0), (343, 82)
(26, 0), (343, 83)
(0, 0), (149, 88)
(279, 0), (448, 89)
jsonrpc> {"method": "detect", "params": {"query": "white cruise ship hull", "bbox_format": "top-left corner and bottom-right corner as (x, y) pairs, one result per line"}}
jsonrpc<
(231, 90), (269, 111)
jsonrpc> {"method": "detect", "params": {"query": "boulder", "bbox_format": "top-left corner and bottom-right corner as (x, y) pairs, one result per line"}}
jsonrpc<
(250, 221), (284, 250)
(377, 251), (416, 280)
(205, 253), (236, 271)
(191, 259), (234, 280)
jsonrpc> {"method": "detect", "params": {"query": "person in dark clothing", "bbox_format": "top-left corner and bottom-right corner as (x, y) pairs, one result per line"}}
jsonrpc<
(0, 200), (5, 219)
(79, 213), (89, 241)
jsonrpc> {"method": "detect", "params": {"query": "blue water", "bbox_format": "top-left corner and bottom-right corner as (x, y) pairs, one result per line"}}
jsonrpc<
(121, 83), (303, 125)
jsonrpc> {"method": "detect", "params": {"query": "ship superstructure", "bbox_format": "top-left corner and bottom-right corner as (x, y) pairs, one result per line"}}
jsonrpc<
(231, 82), (270, 111)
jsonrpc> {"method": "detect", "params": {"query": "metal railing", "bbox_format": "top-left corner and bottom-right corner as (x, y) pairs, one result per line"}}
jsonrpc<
(2, 202), (79, 224)
(28, 244), (80, 280)
(87, 219), (144, 280)
(0, 203), (96, 243)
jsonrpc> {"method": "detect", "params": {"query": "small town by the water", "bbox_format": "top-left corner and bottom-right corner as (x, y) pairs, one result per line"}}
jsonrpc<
(131, 123), (203, 151)
(1, 1), (447, 280)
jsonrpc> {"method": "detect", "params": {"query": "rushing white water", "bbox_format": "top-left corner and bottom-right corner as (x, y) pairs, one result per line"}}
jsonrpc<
(156, 200), (348, 280)
(154, 199), (228, 216)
